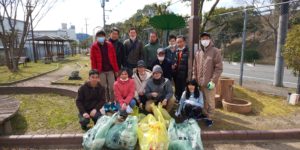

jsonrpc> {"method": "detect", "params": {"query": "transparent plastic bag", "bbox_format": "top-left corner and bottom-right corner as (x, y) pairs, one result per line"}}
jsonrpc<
(105, 116), (138, 150)
(82, 113), (118, 150)
(168, 119), (204, 150)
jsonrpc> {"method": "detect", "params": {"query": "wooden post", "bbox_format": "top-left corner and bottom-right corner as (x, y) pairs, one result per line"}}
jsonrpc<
(217, 77), (234, 103)
(187, 0), (200, 80)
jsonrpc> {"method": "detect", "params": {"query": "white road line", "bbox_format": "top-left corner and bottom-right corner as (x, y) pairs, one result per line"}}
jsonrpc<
(222, 73), (297, 85)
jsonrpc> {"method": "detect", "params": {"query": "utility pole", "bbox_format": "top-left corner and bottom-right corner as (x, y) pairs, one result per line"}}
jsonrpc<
(239, 9), (248, 86)
(187, 0), (200, 80)
(101, 0), (106, 29)
(274, 0), (289, 87)
(85, 18), (88, 53)
(27, 5), (37, 63)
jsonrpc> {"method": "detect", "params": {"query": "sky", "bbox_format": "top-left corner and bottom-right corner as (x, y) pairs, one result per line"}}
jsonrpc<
(32, 0), (243, 35)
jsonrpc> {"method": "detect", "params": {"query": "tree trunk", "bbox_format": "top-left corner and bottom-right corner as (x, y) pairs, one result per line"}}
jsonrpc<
(297, 72), (300, 94)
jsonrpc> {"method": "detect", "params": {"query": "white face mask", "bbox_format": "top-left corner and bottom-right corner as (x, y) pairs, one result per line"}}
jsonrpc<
(201, 40), (210, 47)
(120, 78), (129, 81)
(158, 56), (165, 61)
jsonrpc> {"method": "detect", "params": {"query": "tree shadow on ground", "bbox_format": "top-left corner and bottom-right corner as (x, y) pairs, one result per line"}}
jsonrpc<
(10, 112), (28, 135)
(233, 87), (265, 116)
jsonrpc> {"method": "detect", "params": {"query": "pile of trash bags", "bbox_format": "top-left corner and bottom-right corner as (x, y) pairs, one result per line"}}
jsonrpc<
(82, 104), (204, 150)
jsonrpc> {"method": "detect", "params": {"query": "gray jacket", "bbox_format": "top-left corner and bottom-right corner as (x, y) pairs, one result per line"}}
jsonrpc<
(145, 78), (173, 102)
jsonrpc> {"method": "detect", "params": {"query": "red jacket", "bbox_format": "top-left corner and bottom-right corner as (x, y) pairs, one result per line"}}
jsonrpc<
(90, 41), (119, 73)
(113, 78), (135, 106)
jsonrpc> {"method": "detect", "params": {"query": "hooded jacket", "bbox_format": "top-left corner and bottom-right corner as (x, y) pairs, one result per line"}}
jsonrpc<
(113, 78), (136, 106)
(132, 68), (152, 99)
(145, 77), (173, 102)
(192, 43), (223, 86)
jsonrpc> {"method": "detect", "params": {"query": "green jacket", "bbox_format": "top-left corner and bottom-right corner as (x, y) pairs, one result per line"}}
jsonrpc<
(143, 41), (161, 68)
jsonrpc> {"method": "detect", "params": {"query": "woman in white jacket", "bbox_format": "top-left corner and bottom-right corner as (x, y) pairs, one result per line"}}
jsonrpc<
(132, 60), (152, 109)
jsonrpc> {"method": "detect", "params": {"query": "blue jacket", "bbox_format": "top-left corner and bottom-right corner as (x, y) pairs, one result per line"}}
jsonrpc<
(175, 90), (204, 117)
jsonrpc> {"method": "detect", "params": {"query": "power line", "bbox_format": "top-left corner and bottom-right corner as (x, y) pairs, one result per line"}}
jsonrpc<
(212, 0), (300, 17)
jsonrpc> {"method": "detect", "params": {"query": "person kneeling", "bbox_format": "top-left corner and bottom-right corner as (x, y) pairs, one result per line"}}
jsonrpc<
(114, 68), (136, 118)
(76, 69), (106, 131)
(175, 80), (205, 121)
(144, 65), (175, 113)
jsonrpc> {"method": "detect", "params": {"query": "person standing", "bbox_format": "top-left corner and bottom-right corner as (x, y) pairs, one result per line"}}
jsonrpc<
(193, 32), (223, 127)
(174, 35), (189, 102)
(76, 69), (106, 130)
(143, 32), (161, 69)
(90, 30), (119, 102)
(123, 27), (144, 69)
(151, 48), (173, 80)
(109, 27), (125, 69)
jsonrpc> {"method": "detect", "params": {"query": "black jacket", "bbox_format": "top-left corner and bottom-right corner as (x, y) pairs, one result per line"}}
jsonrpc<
(76, 82), (106, 114)
(109, 38), (125, 69)
(151, 58), (173, 80)
(176, 47), (189, 79)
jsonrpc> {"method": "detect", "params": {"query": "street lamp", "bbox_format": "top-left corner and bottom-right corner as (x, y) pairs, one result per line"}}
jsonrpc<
(93, 26), (103, 42)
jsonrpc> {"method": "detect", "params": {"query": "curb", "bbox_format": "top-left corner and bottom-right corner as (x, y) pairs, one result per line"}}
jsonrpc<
(0, 64), (60, 86)
(0, 129), (299, 148)
(0, 86), (77, 98)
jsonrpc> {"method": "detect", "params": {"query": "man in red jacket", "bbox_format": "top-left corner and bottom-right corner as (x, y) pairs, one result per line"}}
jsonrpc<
(90, 30), (119, 102)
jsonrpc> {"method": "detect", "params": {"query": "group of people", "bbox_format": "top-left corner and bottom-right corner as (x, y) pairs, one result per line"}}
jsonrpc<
(75, 27), (223, 131)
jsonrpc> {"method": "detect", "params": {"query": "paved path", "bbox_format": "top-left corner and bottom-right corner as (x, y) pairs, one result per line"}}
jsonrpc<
(9, 65), (80, 92)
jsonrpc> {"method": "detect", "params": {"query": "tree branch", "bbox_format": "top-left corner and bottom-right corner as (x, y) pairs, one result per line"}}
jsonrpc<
(201, 0), (220, 32)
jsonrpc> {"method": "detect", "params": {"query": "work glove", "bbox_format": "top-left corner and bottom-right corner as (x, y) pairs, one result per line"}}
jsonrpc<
(207, 81), (215, 90)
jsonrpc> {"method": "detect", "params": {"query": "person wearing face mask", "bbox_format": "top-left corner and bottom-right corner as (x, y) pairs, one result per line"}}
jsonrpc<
(164, 35), (178, 81)
(113, 68), (136, 115)
(132, 60), (152, 110)
(192, 32), (223, 127)
(123, 27), (144, 69)
(143, 32), (161, 69)
(90, 30), (119, 102)
(174, 35), (189, 102)
(151, 48), (173, 80)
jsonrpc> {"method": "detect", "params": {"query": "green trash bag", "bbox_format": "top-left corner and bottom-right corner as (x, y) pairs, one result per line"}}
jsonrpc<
(82, 113), (118, 150)
(105, 116), (138, 150)
(168, 119), (204, 150)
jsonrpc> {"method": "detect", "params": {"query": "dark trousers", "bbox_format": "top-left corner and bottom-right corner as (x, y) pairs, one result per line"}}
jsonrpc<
(78, 110), (102, 127)
(174, 75), (186, 101)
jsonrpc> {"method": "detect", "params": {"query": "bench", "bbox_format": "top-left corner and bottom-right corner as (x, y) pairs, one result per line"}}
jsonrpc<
(18, 57), (27, 66)
(0, 96), (20, 135)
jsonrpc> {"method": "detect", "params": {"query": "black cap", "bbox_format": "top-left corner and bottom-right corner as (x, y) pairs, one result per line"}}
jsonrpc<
(200, 32), (211, 38)
(137, 60), (146, 67)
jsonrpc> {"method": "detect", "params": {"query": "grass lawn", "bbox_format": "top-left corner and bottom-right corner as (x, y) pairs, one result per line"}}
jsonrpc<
(0, 62), (58, 84)
(51, 56), (90, 85)
(8, 86), (300, 134)
(206, 86), (300, 130)
(11, 93), (82, 134)
(0, 55), (83, 84)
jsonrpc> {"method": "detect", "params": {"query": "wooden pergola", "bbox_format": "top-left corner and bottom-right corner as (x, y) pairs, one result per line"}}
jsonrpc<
(28, 35), (73, 60)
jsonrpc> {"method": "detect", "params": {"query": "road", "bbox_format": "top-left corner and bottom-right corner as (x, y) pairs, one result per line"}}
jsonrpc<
(222, 61), (298, 88)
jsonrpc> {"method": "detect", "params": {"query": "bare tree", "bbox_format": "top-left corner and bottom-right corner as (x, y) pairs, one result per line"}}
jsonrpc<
(242, 0), (300, 58)
(198, 0), (221, 32)
(0, 0), (57, 72)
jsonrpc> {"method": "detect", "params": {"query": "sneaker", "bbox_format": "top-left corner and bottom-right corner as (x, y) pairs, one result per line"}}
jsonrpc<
(81, 125), (89, 131)
(205, 119), (213, 127)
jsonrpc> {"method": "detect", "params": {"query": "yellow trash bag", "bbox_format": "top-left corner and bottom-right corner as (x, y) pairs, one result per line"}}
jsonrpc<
(130, 106), (139, 116)
(138, 114), (169, 150)
(152, 103), (172, 128)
